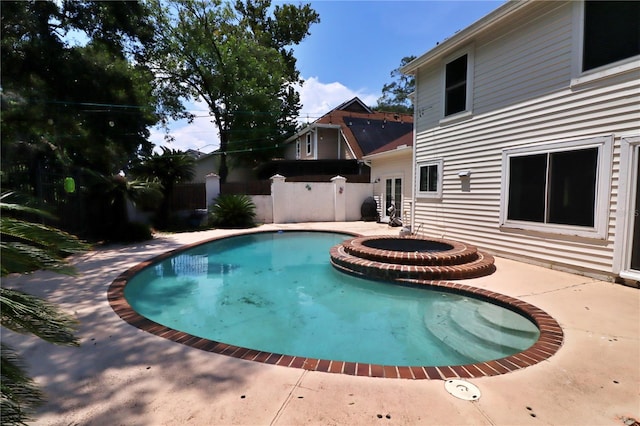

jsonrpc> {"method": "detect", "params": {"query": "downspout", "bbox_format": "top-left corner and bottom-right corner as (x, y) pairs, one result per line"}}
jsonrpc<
(410, 80), (418, 234)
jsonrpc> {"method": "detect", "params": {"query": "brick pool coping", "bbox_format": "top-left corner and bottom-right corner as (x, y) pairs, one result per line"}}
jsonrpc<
(107, 230), (563, 380)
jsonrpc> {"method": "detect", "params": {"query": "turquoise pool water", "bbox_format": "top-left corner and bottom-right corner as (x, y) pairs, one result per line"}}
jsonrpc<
(124, 231), (540, 366)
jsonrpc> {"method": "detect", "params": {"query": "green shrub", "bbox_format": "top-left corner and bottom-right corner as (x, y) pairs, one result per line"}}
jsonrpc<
(208, 194), (256, 229)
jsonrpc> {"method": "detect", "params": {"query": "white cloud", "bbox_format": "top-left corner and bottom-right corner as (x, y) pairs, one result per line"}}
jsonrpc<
(298, 76), (379, 122)
(149, 78), (379, 153)
(150, 99), (220, 154)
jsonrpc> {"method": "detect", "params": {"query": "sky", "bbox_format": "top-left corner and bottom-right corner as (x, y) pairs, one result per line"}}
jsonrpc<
(151, 0), (505, 154)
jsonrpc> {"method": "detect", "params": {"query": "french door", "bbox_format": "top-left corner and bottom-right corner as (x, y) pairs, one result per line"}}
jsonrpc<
(384, 177), (403, 219)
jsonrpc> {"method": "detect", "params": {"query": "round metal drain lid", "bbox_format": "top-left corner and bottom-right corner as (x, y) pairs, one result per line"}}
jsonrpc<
(444, 379), (481, 401)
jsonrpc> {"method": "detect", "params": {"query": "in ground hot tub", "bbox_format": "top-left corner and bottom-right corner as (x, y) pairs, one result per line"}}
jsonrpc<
(330, 235), (495, 280)
(362, 237), (454, 253)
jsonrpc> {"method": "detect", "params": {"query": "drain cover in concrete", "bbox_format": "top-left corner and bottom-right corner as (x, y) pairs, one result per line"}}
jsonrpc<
(444, 379), (481, 401)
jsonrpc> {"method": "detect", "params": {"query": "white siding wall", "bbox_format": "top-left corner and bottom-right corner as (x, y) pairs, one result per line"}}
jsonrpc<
(412, 1), (640, 278)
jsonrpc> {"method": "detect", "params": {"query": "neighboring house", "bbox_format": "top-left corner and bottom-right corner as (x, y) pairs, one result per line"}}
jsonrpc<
(402, 0), (639, 281)
(269, 97), (413, 180)
(363, 132), (413, 223)
(189, 150), (254, 183)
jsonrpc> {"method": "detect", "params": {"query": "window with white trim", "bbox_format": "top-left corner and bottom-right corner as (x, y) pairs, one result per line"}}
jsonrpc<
(445, 55), (467, 116)
(306, 133), (312, 156)
(416, 159), (443, 199)
(295, 139), (301, 159)
(582, 1), (640, 72)
(442, 49), (473, 119)
(501, 136), (612, 238)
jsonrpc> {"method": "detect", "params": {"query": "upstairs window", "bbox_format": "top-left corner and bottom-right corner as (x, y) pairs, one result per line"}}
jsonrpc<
(296, 139), (301, 159)
(444, 54), (468, 116)
(583, 1), (640, 72)
(306, 133), (312, 156)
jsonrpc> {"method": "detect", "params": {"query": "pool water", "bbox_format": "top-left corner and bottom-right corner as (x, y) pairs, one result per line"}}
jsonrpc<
(124, 231), (540, 366)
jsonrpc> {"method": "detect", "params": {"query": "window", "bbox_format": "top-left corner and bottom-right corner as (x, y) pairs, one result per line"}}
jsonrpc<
(417, 159), (443, 198)
(501, 137), (612, 238)
(445, 54), (468, 116)
(582, 1), (640, 72)
(295, 139), (301, 159)
(306, 133), (312, 156)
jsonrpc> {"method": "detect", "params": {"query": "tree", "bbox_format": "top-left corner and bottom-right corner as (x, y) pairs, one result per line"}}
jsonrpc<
(145, 0), (319, 183)
(0, 192), (88, 424)
(1, 1), (159, 177)
(376, 55), (416, 114)
(1, 1), (162, 240)
(131, 148), (195, 228)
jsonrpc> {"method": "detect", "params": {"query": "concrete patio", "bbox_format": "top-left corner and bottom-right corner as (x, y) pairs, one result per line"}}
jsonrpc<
(2, 222), (639, 425)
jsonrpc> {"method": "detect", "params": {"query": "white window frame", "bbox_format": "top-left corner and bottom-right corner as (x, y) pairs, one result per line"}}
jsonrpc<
(440, 46), (474, 124)
(295, 139), (301, 159)
(416, 158), (444, 199)
(613, 135), (640, 279)
(306, 132), (312, 156)
(499, 136), (613, 239)
(570, 1), (640, 88)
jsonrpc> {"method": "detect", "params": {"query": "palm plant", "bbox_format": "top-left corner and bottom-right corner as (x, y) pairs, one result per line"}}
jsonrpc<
(131, 147), (195, 228)
(208, 194), (256, 228)
(85, 172), (162, 241)
(1, 192), (88, 425)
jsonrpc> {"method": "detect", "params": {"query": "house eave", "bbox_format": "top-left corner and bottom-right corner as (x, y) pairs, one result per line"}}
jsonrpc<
(401, 0), (531, 75)
(363, 145), (413, 161)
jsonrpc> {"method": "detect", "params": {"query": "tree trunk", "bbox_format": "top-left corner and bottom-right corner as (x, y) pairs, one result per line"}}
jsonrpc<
(218, 128), (229, 184)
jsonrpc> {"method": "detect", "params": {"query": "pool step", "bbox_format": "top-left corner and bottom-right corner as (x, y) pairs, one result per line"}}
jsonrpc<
(449, 302), (539, 350)
(424, 301), (538, 363)
(476, 303), (540, 335)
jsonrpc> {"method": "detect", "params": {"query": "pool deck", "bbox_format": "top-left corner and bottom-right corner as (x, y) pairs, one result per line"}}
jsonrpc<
(2, 222), (639, 425)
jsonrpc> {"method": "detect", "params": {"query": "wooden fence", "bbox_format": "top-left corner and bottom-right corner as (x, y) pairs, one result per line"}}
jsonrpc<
(170, 183), (206, 210)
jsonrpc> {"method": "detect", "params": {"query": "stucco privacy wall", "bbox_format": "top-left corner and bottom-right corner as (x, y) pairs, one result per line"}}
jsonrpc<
(204, 174), (373, 224)
(250, 195), (273, 224)
(410, 1), (640, 278)
(345, 182), (376, 221)
(271, 175), (373, 223)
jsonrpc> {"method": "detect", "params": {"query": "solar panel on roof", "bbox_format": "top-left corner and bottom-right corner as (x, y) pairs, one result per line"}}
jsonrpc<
(344, 116), (413, 156)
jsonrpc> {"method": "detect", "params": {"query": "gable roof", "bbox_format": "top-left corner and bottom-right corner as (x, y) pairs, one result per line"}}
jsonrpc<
(288, 97), (413, 159)
(317, 111), (412, 158)
(364, 131), (413, 158)
(329, 97), (373, 114)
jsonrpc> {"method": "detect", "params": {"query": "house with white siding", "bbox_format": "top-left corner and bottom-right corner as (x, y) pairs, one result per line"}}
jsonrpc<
(402, 0), (639, 282)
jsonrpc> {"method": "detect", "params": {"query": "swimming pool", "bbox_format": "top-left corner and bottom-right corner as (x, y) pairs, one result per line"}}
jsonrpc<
(110, 231), (562, 378)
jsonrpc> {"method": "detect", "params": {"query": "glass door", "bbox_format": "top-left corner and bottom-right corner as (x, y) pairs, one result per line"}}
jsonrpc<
(384, 177), (402, 219)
